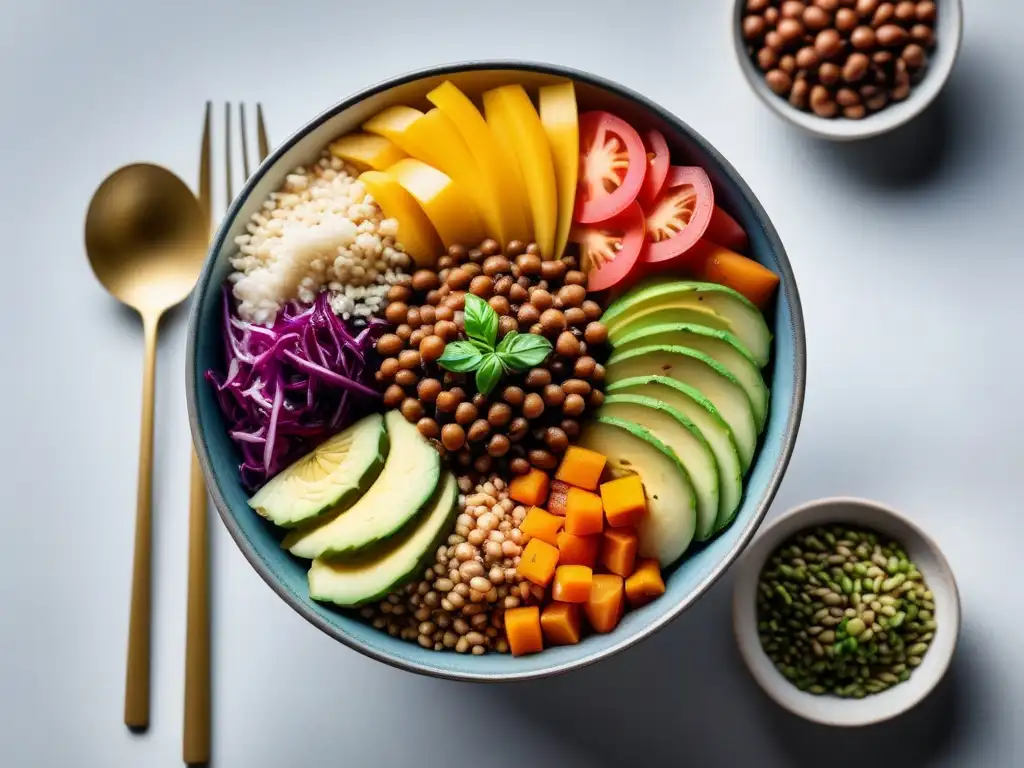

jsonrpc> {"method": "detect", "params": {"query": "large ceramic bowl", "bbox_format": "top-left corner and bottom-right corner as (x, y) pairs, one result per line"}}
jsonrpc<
(186, 61), (806, 682)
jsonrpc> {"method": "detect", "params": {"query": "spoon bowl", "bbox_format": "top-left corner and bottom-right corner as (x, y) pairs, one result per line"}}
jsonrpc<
(86, 163), (208, 314)
(85, 161), (208, 730)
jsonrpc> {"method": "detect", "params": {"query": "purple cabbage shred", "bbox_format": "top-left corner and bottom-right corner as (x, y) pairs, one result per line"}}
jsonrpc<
(206, 287), (386, 490)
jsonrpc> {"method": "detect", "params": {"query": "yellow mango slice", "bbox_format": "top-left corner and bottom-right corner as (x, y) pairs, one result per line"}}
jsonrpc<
(387, 158), (486, 249)
(358, 170), (441, 267)
(362, 106), (426, 157)
(484, 85), (558, 260)
(328, 133), (407, 172)
(427, 81), (530, 247)
(404, 108), (500, 241)
(539, 81), (579, 260)
(483, 95), (533, 240)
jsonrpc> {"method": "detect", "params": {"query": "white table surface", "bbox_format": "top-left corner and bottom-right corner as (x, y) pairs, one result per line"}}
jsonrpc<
(3, 0), (1022, 765)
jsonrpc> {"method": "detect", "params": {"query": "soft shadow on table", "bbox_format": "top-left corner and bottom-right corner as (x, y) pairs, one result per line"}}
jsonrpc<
(794, 49), (1000, 192)
(474, 581), (975, 768)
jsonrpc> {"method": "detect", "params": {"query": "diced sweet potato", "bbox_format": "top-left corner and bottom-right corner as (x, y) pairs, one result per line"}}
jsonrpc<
(600, 528), (639, 578)
(520, 506), (564, 547)
(505, 606), (543, 656)
(624, 558), (666, 607)
(555, 446), (607, 491)
(517, 538), (560, 587)
(552, 565), (593, 603)
(556, 531), (600, 568)
(584, 573), (625, 633)
(540, 602), (582, 646)
(600, 474), (646, 528)
(509, 468), (550, 507)
(547, 480), (571, 516)
(564, 487), (604, 536)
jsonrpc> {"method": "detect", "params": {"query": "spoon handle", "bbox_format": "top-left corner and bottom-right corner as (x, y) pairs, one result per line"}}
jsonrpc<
(183, 449), (210, 763)
(125, 312), (159, 730)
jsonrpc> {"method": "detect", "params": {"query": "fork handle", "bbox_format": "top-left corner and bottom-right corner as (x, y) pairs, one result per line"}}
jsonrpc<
(125, 312), (159, 730)
(184, 448), (211, 764)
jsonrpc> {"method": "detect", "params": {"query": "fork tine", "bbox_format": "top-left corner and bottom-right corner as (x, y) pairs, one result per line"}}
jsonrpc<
(256, 103), (270, 163)
(198, 102), (213, 238)
(239, 103), (251, 181)
(224, 102), (233, 208)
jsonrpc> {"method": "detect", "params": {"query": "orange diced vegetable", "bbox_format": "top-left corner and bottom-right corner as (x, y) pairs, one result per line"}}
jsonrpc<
(687, 239), (780, 310)
(505, 606), (544, 656)
(517, 538), (560, 587)
(599, 528), (639, 578)
(625, 558), (666, 607)
(540, 602), (582, 646)
(600, 474), (646, 528)
(520, 506), (564, 547)
(564, 487), (604, 536)
(509, 468), (550, 507)
(556, 531), (600, 568)
(552, 565), (593, 603)
(584, 573), (625, 633)
(547, 480), (571, 516)
(555, 446), (607, 491)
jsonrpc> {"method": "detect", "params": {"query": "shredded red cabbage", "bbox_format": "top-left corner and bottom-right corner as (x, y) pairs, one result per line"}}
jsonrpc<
(206, 287), (385, 490)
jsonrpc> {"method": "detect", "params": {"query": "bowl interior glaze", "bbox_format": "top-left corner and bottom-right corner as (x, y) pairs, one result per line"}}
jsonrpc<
(186, 62), (806, 681)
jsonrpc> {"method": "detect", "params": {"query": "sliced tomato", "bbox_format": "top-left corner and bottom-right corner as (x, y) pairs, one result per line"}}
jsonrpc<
(570, 201), (646, 292)
(639, 166), (714, 264)
(574, 111), (647, 224)
(705, 205), (750, 254)
(638, 128), (670, 208)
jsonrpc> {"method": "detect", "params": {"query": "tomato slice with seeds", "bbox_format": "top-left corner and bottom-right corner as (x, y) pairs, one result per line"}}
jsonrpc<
(638, 127), (670, 208)
(574, 111), (647, 224)
(639, 166), (714, 264)
(570, 201), (646, 292)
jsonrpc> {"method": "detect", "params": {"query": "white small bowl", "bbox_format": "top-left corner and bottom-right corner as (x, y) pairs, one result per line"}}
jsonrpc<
(732, 0), (964, 141)
(732, 497), (960, 726)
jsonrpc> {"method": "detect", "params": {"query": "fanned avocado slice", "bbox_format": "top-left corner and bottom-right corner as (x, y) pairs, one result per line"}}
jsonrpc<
(247, 413), (388, 529)
(308, 472), (459, 607)
(283, 411), (440, 561)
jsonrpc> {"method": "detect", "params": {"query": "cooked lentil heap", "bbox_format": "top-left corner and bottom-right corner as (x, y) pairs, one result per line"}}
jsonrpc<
(376, 239), (609, 475)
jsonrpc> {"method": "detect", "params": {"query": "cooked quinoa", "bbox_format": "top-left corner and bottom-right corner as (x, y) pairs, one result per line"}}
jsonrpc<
(230, 151), (410, 325)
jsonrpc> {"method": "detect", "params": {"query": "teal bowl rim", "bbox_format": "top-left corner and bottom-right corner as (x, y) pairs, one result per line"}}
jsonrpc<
(185, 59), (807, 682)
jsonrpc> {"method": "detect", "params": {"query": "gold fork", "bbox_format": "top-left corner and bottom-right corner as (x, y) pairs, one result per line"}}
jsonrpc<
(185, 101), (269, 765)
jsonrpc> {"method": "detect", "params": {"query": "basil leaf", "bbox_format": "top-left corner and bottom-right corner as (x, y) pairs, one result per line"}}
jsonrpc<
(495, 330), (519, 356)
(469, 338), (494, 354)
(497, 332), (553, 371)
(463, 293), (498, 349)
(475, 353), (504, 396)
(437, 340), (485, 373)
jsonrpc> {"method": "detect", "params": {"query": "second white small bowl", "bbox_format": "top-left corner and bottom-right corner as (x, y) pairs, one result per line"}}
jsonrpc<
(732, 497), (960, 726)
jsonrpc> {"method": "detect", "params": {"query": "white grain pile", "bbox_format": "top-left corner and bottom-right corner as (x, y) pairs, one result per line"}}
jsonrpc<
(229, 151), (410, 325)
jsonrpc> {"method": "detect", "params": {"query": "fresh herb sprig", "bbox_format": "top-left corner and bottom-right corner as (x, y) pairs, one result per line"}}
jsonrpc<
(437, 294), (553, 395)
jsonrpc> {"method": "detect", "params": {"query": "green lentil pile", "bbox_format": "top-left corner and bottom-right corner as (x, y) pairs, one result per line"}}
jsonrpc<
(757, 524), (936, 698)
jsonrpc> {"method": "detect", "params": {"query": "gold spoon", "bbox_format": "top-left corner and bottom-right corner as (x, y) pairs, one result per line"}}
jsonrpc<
(85, 163), (208, 730)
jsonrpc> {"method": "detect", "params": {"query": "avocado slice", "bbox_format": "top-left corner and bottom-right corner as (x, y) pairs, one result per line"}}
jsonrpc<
(577, 416), (697, 567)
(606, 376), (744, 532)
(247, 413), (388, 528)
(613, 323), (769, 431)
(603, 280), (772, 367)
(606, 304), (733, 345)
(599, 394), (720, 541)
(308, 472), (458, 607)
(283, 410), (441, 561)
(606, 345), (758, 472)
